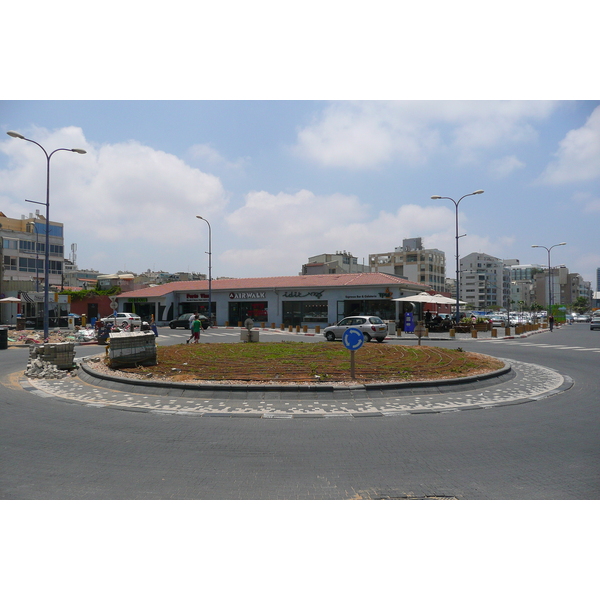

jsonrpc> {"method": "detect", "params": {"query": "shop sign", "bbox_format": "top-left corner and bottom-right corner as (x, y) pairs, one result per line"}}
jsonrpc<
(282, 290), (325, 299)
(345, 287), (394, 300)
(130, 298), (148, 302)
(229, 291), (266, 300)
(186, 293), (209, 299)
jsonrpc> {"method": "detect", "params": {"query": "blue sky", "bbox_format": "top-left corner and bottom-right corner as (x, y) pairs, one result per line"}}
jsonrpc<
(1, 5), (598, 288)
(2, 100), (599, 287)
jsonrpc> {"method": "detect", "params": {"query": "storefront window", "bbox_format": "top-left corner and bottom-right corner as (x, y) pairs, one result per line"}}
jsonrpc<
(342, 299), (395, 320)
(282, 301), (328, 326)
(229, 302), (268, 324)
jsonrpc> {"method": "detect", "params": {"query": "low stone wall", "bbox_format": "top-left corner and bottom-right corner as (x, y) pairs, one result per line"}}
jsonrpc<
(108, 331), (157, 367)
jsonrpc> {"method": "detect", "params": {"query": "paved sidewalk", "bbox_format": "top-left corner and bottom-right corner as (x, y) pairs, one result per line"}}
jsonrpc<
(23, 354), (571, 418)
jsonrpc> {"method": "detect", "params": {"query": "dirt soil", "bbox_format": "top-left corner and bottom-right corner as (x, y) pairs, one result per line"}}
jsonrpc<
(99, 341), (505, 385)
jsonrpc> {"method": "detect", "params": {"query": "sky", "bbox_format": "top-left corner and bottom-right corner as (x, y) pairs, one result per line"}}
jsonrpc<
(2, 99), (598, 288)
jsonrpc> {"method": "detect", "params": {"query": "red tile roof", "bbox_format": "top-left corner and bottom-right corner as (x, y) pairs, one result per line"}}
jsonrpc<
(118, 272), (428, 298)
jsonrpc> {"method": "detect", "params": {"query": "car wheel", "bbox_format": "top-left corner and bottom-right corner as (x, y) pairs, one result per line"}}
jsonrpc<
(170, 324), (176, 329)
(325, 332), (335, 341)
(376, 337), (385, 343)
(363, 333), (372, 342)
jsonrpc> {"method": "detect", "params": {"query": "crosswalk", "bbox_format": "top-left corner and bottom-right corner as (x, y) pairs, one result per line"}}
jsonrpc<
(475, 339), (600, 353)
(157, 328), (308, 343)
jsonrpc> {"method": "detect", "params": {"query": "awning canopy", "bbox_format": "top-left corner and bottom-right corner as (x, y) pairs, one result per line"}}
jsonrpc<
(0, 296), (21, 303)
(392, 292), (466, 305)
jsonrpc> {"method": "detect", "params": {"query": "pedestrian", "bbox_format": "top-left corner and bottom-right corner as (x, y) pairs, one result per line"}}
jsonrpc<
(549, 315), (554, 332)
(187, 312), (198, 343)
(189, 315), (202, 343)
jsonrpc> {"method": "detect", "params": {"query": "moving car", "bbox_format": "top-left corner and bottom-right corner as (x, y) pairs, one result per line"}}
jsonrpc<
(169, 313), (210, 330)
(323, 315), (387, 343)
(101, 312), (142, 328)
(590, 316), (600, 331)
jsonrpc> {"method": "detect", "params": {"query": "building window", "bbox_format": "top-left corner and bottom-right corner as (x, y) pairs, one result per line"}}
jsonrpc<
(282, 301), (328, 325)
(3, 255), (17, 271)
(49, 260), (63, 274)
(2, 239), (18, 250)
(19, 257), (43, 273)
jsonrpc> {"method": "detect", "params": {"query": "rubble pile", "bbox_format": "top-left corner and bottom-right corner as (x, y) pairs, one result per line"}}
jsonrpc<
(24, 357), (76, 379)
(24, 342), (77, 379)
(7, 327), (97, 346)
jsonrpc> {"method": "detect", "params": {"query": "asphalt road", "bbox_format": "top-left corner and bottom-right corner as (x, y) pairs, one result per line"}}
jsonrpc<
(1, 324), (599, 499)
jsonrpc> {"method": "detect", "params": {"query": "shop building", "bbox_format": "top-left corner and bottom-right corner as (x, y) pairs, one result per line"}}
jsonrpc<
(115, 272), (429, 326)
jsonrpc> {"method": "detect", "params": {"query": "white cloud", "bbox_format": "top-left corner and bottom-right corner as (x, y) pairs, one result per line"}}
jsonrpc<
(538, 105), (600, 184)
(222, 190), (470, 276)
(488, 155), (526, 178)
(0, 127), (228, 272)
(188, 143), (248, 170)
(571, 191), (600, 214)
(293, 101), (558, 169)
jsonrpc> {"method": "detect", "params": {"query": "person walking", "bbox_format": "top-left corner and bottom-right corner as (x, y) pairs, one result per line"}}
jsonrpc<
(187, 312), (199, 343)
(549, 314), (554, 332)
(190, 315), (202, 343)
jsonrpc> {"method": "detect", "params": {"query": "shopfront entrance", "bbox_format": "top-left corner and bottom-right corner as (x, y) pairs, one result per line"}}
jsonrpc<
(338, 299), (396, 321)
(228, 301), (268, 324)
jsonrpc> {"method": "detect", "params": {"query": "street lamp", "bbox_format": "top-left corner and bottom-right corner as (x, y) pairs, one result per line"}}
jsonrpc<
(7, 131), (86, 341)
(196, 215), (212, 326)
(531, 242), (566, 321)
(431, 189), (484, 324)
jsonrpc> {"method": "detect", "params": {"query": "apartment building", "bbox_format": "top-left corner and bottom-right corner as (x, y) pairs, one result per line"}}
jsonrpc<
(460, 252), (510, 311)
(369, 238), (446, 293)
(301, 251), (370, 275)
(0, 211), (64, 294)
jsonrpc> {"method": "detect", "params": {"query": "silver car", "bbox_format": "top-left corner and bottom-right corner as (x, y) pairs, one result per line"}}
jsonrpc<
(590, 316), (600, 331)
(323, 315), (387, 343)
(101, 312), (142, 328)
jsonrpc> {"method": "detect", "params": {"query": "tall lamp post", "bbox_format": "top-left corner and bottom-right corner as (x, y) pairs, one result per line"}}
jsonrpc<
(196, 215), (212, 326)
(431, 190), (484, 323)
(27, 220), (40, 292)
(531, 242), (566, 320)
(7, 131), (86, 341)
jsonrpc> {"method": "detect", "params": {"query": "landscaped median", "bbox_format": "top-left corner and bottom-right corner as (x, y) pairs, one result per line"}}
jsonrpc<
(82, 341), (507, 388)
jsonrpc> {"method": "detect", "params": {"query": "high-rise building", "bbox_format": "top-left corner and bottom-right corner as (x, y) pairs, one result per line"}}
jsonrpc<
(460, 252), (510, 311)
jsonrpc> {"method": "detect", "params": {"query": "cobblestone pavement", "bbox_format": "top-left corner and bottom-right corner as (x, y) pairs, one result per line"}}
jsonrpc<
(22, 357), (572, 418)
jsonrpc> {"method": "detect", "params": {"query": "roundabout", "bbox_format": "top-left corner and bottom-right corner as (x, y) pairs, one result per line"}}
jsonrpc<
(22, 357), (571, 418)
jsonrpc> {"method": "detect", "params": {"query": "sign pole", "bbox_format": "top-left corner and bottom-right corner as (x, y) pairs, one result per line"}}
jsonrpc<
(342, 327), (364, 380)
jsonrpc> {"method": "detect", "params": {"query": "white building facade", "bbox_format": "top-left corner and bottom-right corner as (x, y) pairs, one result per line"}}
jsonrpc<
(460, 252), (510, 311)
(116, 272), (429, 327)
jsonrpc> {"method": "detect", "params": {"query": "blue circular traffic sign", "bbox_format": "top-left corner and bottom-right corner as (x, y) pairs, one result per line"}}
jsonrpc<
(342, 327), (365, 351)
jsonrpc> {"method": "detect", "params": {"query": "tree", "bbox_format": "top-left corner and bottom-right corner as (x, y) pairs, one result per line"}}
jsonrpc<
(572, 296), (590, 314)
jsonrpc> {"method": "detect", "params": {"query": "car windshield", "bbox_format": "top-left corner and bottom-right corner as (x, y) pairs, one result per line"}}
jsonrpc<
(368, 317), (384, 324)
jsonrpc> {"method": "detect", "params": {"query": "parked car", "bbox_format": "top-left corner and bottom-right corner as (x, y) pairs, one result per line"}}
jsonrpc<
(101, 312), (142, 328)
(575, 314), (591, 323)
(323, 315), (387, 342)
(169, 313), (210, 330)
(590, 316), (600, 331)
(487, 315), (507, 327)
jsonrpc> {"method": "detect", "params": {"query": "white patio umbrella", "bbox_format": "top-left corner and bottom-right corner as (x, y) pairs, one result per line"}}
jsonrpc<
(0, 297), (22, 303)
(392, 292), (466, 305)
